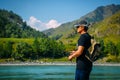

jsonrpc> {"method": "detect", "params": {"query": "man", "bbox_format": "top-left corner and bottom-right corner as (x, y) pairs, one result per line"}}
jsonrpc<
(68, 20), (92, 80)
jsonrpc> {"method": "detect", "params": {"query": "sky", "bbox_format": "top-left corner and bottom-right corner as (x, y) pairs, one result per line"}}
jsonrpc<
(0, 0), (120, 31)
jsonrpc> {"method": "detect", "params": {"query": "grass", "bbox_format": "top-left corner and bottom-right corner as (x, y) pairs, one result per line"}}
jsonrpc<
(0, 38), (34, 44)
(0, 57), (76, 63)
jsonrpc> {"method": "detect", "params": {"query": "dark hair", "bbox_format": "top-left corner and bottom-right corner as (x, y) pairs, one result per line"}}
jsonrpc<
(84, 26), (88, 31)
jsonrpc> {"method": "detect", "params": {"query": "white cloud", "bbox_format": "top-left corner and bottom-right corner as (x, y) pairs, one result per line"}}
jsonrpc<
(46, 19), (61, 28)
(27, 16), (61, 31)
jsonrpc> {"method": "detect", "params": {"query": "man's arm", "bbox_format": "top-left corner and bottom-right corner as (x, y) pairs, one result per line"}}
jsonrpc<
(68, 46), (84, 61)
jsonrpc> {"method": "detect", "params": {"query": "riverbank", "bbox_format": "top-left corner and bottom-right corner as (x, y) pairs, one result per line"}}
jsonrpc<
(0, 62), (75, 66)
(0, 62), (120, 66)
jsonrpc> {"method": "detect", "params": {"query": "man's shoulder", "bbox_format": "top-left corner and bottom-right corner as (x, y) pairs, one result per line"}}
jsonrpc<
(81, 33), (91, 39)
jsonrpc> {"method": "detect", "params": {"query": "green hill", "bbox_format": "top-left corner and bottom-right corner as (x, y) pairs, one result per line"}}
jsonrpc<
(89, 11), (120, 44)
(0, 9), (47, 38)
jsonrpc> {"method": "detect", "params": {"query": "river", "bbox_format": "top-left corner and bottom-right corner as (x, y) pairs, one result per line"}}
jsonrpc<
(0, 64), (120, 80)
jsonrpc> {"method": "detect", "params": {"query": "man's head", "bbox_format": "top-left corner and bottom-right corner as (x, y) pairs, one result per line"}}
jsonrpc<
(74, 20), (89, 33)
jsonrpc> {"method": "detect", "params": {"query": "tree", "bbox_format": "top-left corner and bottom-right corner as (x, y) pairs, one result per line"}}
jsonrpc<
(5, 23), (22, 38)
(12, 42), (24, 60)
(105, 41), (119, 57)
(0, 43), (4, 58)
(32, 38), (40, 59)
(99, 40), (105, 57)
(13, 42), (33, 60)
(4, 41), (13, 58)
(116, 41), (120, 57)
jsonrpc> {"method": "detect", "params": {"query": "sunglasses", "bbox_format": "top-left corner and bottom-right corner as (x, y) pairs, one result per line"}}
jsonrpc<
(76, 26), (83, 29)
(76, 26), (80, 28)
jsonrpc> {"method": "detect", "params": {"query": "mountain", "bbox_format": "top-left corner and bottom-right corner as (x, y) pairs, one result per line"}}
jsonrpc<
(0, 9), (47, 38)
(79, 4), (120, 22)
(43, 4), (120, 40)
(89, 11), (120, 43)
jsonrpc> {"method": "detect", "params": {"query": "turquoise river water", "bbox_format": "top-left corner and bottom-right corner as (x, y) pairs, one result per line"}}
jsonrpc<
(0, 64), (120, 80)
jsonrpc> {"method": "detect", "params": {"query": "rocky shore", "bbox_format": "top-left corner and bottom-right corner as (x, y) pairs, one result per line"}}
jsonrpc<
(0, 62), (120, 66)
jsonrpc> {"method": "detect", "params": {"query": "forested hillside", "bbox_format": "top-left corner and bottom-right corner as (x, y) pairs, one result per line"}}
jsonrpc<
(0, 9), (47, 38)
(0, 9), (67, 62)
(89, 11), (120, 43)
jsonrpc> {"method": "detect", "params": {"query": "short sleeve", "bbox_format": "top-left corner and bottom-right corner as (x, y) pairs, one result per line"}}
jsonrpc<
(78, 35), (86, 47)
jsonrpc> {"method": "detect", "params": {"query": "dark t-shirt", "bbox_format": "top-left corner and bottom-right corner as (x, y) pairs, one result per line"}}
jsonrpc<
(76, 33), (92, 72)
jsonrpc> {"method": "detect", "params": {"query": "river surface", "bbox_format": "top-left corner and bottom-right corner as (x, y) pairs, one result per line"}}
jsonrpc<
(0, 64), (120, 80)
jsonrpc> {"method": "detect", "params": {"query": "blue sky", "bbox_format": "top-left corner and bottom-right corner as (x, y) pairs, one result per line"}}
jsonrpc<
(0, 0), (120, 31)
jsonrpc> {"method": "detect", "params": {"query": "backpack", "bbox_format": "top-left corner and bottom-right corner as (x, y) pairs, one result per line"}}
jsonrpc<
(85, 41), (101, 62)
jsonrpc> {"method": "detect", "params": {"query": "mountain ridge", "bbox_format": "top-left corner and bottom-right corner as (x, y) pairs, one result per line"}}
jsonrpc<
(0, 9), (47, 38)
(89, 11), (120, 44)
(43, 4), (120, 40)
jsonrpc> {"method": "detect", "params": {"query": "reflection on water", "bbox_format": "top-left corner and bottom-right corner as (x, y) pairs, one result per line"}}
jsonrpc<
(0, 65), (120, 80)
(90, 65), (120, 80)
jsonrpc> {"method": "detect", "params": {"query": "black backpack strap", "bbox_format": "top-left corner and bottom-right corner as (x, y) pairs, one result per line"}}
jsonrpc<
(85, 49), (93, 62)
